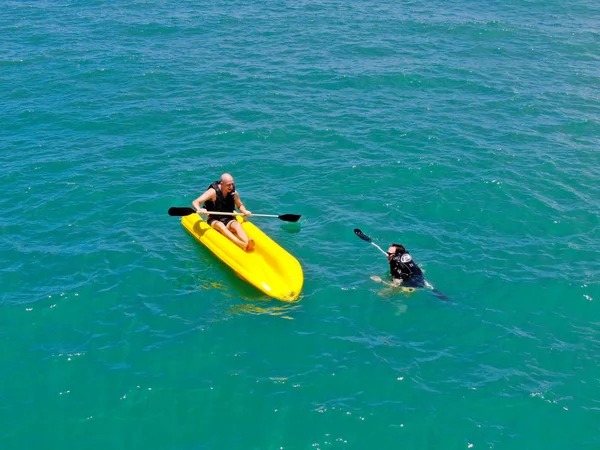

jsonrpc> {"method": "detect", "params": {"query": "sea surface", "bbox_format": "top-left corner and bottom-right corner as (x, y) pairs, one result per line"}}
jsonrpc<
(2, 0), (599, 448)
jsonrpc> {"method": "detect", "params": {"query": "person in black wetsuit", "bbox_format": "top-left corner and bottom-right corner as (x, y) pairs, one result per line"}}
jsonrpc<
(191, 173), (255, 252)
(371, 243), (425, 288)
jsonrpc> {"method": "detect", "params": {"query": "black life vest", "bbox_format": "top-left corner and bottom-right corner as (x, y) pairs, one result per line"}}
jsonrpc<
(204, 181), (235, 217)
(390, 252), (423, 281)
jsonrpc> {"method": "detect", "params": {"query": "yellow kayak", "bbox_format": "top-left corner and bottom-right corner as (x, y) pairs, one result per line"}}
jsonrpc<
(181, 213), (303, 301)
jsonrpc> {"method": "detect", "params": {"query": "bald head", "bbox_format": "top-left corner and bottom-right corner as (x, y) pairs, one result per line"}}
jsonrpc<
(219, 173), (235, 194)
(220, 173), (233, 184)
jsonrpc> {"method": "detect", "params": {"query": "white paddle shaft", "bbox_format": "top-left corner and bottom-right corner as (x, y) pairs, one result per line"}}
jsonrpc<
(371, 242), (388, 256)
(200, 210), (281, 219)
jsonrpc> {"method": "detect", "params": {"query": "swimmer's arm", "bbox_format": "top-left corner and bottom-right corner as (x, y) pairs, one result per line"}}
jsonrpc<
(370, 276), (403, 288)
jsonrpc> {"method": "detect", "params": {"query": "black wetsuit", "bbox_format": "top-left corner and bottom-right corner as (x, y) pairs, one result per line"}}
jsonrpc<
(389, 252), (425, 288)
(204, 181), (236, 226)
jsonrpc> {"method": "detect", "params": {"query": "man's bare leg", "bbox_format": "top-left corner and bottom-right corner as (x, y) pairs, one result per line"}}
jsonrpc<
(228, 221), (255, 252)
(212, 221), (247, 249)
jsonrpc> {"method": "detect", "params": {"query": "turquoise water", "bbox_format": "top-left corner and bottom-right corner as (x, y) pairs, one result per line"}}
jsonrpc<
(2, 0), (600, 448)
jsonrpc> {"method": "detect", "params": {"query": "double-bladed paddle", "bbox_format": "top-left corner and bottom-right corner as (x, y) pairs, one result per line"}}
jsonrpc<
(168, 206), (301, 223)
(354, 228), (451, 302)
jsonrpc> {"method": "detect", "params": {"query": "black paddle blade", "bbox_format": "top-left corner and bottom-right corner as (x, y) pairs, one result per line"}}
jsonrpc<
(279, 214), (301, 222)
(431, 288), (452, 302)
(424, 281), (452, 302)
(354, 228), (372, 243)
(168, 207), (196, 216)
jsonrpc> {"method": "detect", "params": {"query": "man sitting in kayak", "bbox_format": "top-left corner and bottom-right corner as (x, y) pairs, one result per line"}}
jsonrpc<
(371, 243), (425, 288)
(192, 173), (255, 252)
